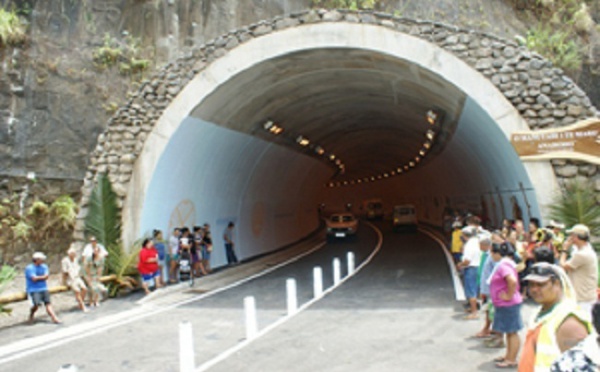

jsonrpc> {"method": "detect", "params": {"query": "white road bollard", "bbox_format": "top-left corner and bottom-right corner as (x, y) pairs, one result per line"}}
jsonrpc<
(244, 296), (258, 340)
(333, 258), (341, 285)
(57, 364), (78, 372)
(286, 278), (298, 316)
(313, 267), (323, 298)
(347, 252), (355, 275)
(179, 321), (195, 372)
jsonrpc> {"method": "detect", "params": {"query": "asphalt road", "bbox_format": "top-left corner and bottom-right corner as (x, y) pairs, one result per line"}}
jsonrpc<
(0, 222), (532, 371)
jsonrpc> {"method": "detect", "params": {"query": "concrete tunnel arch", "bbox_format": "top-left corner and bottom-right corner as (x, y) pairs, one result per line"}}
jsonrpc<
(110, 20), (558, 268)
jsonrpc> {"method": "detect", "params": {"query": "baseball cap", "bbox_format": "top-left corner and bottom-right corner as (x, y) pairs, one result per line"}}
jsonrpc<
(524, 262), (559, 283)
(566, 224), (590, 237)
(547, 220), (565, 229)
(461, 226), (477, 237)
(89, 236), (97, 241)
(32, 252), (46, 260)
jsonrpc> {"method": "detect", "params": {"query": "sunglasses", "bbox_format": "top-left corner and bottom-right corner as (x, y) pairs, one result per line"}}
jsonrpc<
(529, 264), (559, 278)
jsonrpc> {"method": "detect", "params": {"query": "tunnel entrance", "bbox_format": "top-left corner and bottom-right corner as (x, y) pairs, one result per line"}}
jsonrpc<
(79, 11), (596, 266)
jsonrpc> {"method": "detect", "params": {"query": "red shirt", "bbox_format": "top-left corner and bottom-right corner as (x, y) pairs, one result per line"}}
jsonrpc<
(138, 247), (159, 274)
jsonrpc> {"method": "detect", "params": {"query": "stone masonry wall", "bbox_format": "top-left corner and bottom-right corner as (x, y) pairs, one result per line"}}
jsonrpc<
(75, 9), (600, 240)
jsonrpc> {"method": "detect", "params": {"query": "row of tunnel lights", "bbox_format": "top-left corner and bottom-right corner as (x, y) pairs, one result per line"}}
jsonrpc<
(262, 109), (443, 188)
(263, 120), (346, 174)
(325, 109), (443, 188)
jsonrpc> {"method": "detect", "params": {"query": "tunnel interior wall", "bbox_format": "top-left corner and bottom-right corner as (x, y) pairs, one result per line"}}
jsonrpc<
(321, 97), (541, 229)
(140, 117), (332, 267)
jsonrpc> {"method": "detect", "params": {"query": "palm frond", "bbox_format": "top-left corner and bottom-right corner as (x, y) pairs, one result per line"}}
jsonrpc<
(84, 174), (121, 247)
(548, 179), (600, 237)
(105, 241), (141, 297)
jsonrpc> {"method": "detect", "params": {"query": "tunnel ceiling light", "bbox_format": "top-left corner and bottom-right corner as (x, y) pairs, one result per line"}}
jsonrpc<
(357, 179), (362, 183)
(329, 154), (336, 161)
(409, 161), (415, 167)
(270, 126), (283, 135)
(296, 136), (310, 146)
(390, 170), (396, 176)
(423, 142), (432, 149)
(263, 120), (274, 130)
(384, 173), (389, 178)
(426, 130), (435, 140)
(426, 110), (438, 125)
(419, 150), (426, 156)
(415, 156), (421, 162)
(315, 146), (325, 155)
(335, 159), (342, 166)
(370, 176), (375, 181)
(404, 165), (409, 170)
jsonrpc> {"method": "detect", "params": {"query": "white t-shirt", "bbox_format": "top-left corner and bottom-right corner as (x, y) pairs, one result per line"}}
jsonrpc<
(82, 243), (108, 259)
(462, 237), (481, 268)
(169, 235), (179, 255)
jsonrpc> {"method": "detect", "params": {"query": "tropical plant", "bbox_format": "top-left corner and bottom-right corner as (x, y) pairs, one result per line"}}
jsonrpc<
(0, 265), (17, 315)
(105, 241), (140, 297)
(548, 179), (600, 243)
(84, 174), (121, 248)
(0, 8), (26, 47)
(84, 174), (139, 297)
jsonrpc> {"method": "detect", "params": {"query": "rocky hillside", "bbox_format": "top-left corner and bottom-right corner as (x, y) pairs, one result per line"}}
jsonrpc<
(0, 0), (598, 200)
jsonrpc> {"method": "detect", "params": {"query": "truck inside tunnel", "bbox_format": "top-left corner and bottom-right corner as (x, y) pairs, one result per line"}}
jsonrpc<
(121, 22), (558, 268)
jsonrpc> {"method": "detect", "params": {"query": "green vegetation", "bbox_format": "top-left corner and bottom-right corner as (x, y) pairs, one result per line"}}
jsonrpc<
(0, 265), (16, 315)
(526, 25), (582, 72)
(85, 175), (139, 297)
(548, 179), (600, 245)
(514, 0), (595, 73)
(311, 0), (378, 10)
(0, 7), (26, 47)
(0, 194), (78, 260)
(92, 33), (150, 78)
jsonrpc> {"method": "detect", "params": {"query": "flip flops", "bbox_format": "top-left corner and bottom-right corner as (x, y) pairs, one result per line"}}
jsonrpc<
(495, 360), (517, 369)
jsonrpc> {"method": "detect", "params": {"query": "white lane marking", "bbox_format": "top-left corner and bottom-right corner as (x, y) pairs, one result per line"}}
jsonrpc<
(195, 222), (384, 372)
(0, 240), (327, 366)
(418, 227), (466, 301)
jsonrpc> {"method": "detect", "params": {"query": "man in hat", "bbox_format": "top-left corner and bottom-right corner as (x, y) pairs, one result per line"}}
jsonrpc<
(519, 262), (592, 371)
(82, 236), (108, 259)
(559, 224), (598, 317)
(547, 220), (565, 253)
(25, 252), (61, 324)
(61, 246), (88, 312)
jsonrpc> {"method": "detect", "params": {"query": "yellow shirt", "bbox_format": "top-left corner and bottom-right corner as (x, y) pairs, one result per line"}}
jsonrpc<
(451, 229), (463, 253)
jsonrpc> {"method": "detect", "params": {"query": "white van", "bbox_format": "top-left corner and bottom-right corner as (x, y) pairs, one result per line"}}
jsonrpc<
(392, 204), (418, 232)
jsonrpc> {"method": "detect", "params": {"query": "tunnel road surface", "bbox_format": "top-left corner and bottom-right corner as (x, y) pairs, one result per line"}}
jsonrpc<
(0, 223), (522, 371)
(206, 222), (525, 372)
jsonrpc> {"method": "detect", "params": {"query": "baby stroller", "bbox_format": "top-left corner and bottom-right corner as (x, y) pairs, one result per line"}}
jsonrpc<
(178, 248), (194, 286)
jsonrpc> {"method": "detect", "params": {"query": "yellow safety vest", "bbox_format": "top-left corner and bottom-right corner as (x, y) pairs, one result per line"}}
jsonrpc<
(531, 301), (592, 372)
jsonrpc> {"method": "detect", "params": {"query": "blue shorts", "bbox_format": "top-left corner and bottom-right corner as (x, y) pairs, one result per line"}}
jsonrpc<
(463, 266), (479, 299)
(492, 303), (523, 333)
(141, 271), (160, 282)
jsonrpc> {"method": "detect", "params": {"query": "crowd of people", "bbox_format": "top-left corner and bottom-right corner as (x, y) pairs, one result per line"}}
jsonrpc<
(451, 214), (600, 370)
(25, 221), (239, 323)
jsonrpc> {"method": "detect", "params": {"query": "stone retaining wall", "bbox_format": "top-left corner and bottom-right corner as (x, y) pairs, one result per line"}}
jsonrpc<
(75, 9), (600, 240)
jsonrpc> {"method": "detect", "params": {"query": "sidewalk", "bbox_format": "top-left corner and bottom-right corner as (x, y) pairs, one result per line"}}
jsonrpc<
(0, 232), (325, 351)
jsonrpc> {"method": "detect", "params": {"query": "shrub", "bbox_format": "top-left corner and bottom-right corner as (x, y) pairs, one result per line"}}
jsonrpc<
(526, 24), (582, 72)
(0, 8), (26, 47)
